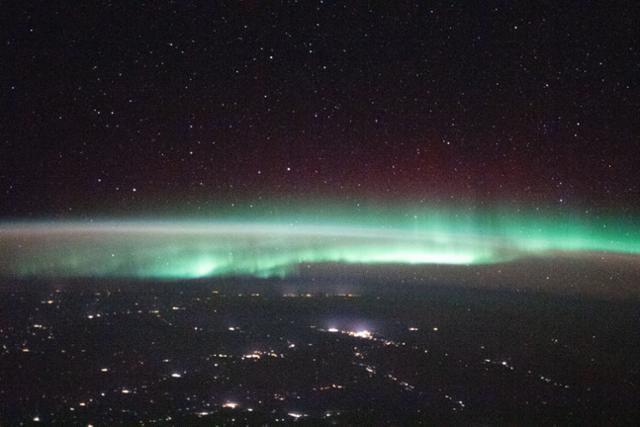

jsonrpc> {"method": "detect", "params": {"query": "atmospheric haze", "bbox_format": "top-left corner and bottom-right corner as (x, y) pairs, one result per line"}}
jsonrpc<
(2, 207), (640, 284)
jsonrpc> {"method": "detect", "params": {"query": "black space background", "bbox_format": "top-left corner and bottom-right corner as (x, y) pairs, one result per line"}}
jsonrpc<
(2, 1), (639, 217)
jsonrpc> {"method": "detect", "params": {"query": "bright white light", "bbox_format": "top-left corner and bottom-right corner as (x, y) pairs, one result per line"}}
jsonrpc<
(222, 401), (238, 409)
(349, 330), (372, 339)
(327, 327), (339, 333)
(171, 372), (182, 378)
(243, 353), (261, 359)
(288, 412), (304, 419)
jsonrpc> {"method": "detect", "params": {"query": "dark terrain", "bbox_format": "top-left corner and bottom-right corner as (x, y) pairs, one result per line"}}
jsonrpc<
(1, 278), (638, 426)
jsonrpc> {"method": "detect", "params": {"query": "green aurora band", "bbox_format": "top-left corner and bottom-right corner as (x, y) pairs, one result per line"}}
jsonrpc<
(1, 207), (639, 279)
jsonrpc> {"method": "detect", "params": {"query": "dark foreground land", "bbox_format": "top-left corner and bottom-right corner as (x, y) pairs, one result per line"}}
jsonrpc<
(0, 278), (638, 426)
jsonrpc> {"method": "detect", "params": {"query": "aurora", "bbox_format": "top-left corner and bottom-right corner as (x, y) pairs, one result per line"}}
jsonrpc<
(1, 206), (639, 280)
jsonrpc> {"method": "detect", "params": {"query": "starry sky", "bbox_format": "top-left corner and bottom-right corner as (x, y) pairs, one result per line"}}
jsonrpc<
(2, 2), (639, 217)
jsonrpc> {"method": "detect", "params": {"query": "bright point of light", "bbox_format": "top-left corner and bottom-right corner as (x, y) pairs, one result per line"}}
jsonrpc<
(288, 412), (304, 419)
(171, 372), (182, 378)
(349, 330), (372, 339)
(432, 327), (439, 332)
(121, 389), (131, 394)
(243, 353), (261, 359)
(222, 401), (238, 409)
(327, 327), (339, 333)
(100, 367), (109, 372)
(408, 327), (419, 331)
(33, 417), (40, 422)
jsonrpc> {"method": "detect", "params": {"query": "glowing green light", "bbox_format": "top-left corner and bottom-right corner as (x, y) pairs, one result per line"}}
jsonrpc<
(190, 259), (218, 278)
(0, 205), (639, 280)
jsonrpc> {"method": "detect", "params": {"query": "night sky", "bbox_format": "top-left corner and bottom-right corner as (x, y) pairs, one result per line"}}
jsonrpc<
(3, 2), (640, 217)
